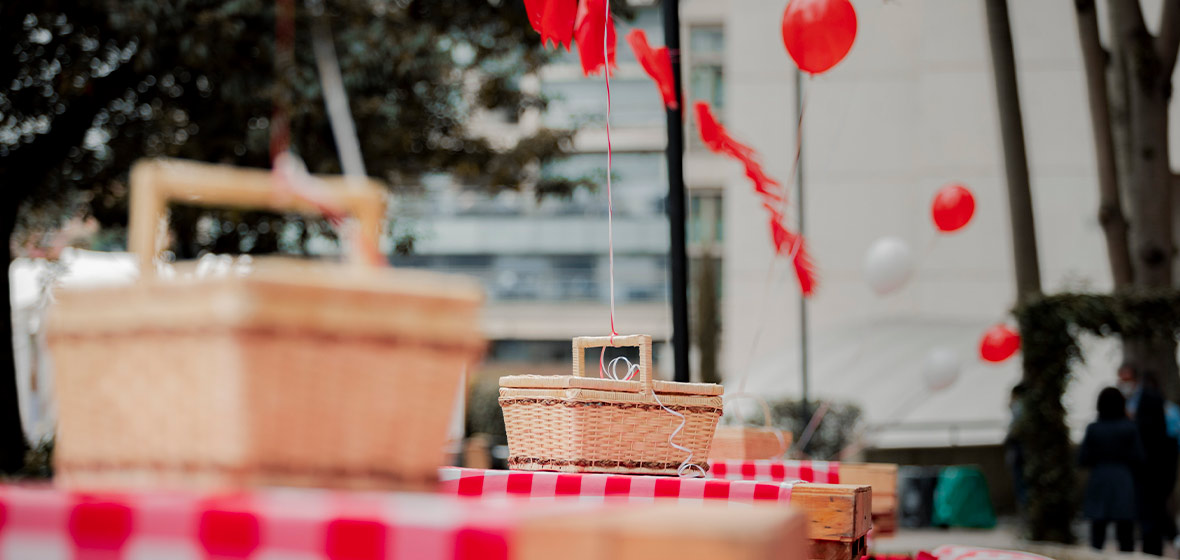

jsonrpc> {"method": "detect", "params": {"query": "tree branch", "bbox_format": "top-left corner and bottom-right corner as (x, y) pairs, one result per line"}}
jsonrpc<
(1076, 0), (1134, 286)
(1108, 0), (1153, 52)
(1159, 0), (1180, 74)
(0, 55), (143, 206)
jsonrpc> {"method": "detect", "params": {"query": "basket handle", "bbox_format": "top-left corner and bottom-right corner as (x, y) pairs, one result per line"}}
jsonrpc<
(127, 158), (386, 276)
(571, 334), (653, 391)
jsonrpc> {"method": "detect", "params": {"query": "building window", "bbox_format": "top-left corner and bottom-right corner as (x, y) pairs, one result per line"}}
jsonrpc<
(689, 191), (723, 247)
(686, 25), (724, 150)
(688, 191), (723, 331)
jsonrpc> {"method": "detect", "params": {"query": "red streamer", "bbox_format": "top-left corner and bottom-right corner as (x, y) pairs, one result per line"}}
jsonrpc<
(625, 29), (677, 109)
(695, 101), (816, 297)
(524, 0), (577, 50)
(574, 0), (616, 75)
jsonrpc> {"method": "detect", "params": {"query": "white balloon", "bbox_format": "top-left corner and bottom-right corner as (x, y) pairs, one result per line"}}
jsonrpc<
(864, 237), (915, 295)
(923, 347), (962, 392)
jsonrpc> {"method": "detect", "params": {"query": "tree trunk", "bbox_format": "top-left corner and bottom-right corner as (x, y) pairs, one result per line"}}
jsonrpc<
(984, 0), (1043, 304)
(1075, 0), (1134, 287)
(1108, 0), (1180, 402)
(0, 200), (28, 474)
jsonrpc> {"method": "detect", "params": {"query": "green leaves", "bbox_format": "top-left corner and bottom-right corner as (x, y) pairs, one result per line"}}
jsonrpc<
(3, 0), (581, 257)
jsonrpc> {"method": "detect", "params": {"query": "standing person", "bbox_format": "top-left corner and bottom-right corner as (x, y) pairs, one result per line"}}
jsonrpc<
(1134, 371), (1178, 556)
(1080, 387), (1144, 552)
(1003, 383), (1027, 512)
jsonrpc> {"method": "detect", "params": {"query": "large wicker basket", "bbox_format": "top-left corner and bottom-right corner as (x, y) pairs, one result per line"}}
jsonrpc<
(499, 335), (723, 475)
(49, 159), (485, 491)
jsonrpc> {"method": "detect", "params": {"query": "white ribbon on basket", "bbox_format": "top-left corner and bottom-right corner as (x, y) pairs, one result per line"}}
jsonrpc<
(602, 356), (707, 478)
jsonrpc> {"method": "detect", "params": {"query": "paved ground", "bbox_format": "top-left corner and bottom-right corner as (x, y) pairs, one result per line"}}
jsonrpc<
(869, 522), (1173, 559)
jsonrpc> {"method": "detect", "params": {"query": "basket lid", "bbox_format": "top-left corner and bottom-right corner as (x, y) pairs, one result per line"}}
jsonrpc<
(49, 257), (484, 349)
(499, 374), (723, 396)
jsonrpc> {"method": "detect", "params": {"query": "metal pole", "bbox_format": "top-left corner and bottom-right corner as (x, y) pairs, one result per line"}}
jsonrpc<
(795, 69), (810, 442)
(663, 0), (690, 383)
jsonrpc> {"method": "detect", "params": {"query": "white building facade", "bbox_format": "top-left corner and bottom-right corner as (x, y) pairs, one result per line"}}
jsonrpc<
(402, 0), (1180, 448)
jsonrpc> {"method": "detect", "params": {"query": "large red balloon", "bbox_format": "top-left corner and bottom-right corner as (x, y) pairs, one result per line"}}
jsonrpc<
(781, 0), (857, 75)
(932, 183), (976, 233)
(980, 325), (1020, 363)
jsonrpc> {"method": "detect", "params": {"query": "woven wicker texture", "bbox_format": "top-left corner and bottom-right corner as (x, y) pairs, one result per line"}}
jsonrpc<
(499, 335), (722, 475)
(49, 158), (485, 491)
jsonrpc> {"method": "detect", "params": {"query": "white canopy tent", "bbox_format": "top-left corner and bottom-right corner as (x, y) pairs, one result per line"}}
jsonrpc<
(9, 249), (138, 442)
(731, 318), (1125, 451)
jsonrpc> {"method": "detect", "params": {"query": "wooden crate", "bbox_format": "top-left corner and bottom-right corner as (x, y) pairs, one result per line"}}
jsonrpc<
(516, 503), (809, 560)
(709, 426), (793, 461)
(791, 483), (873, 560)
(836, 463), (898, 536)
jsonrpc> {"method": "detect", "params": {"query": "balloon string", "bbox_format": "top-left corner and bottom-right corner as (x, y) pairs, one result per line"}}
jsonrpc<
(601, 0), (617, 377)
(605, 355), (704, 477)
(605, 0), (617, 342)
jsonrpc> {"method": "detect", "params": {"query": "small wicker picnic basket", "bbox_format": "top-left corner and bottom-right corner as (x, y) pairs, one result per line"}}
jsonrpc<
(49, 159), (485, 491)
(499, 335), (723, 475)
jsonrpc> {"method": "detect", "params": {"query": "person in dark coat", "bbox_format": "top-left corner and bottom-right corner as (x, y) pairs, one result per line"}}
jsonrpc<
(1003, 383), (1027, 512)
(1080, 386), (1144, 552)
(1133, 373), (1178, 556)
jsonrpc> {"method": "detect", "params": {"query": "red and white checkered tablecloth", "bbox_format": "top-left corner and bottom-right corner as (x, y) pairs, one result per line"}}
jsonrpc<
(0, 483), (588, 560)
(706, 460), (841, 484)
(439, 467), (798, 504)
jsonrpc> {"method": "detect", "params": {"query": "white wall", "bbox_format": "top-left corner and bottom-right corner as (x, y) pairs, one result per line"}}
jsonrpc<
(712, 0), (1180, 443)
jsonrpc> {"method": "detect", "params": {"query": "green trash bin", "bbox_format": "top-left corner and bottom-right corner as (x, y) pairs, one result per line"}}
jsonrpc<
(932, 465), (996, 529)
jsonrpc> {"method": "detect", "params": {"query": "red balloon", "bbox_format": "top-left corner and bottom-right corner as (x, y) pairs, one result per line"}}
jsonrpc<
(980, 325), (1020, 363)
(932, 184), (975, 233)
(781, 0), (857, 75)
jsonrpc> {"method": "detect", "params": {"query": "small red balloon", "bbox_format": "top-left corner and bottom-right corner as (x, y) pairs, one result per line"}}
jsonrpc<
(980, 325), (1020, 363)
(932, 183), (975, 233)
(781, 0), (858, 75)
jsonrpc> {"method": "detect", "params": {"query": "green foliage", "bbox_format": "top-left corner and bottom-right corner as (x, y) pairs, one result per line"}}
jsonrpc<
(0, 437), (53, 482)
(465, 373), (507, 445)
(1, 0), (588, 254)
(759, 398), (863, 460)
(1012, 290), (1180, 544)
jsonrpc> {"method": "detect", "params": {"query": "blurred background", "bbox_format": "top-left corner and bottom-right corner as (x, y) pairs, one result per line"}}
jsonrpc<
(5, 0), (1178, 521)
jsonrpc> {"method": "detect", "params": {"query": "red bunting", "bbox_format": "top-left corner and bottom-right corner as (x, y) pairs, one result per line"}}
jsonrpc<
(625, 29), (677, 109)
(524, 0), (577, 50)
(764, 203), (817, 297)
(524, 0), (545, 33)
(696, 102), (783, 202)
(694, 100), (816, 297)
(574, 0), (616, 75)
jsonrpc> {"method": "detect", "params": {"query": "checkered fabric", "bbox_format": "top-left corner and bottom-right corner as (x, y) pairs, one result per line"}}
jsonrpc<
(439, 467), (797, 504)
(0, 483), (588, 560)
(707, 460), (841, 484)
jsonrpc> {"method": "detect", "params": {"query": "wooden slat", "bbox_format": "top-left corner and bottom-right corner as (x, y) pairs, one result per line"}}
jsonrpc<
(872, 512), (897, 536)
(838, 463), (898, 516)
(790, 483), (872, 543)
(515, 503), (809, 560)
(808, 537), (866, 560)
